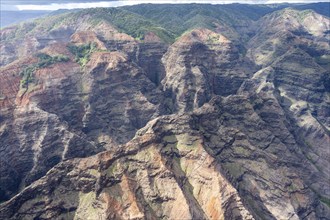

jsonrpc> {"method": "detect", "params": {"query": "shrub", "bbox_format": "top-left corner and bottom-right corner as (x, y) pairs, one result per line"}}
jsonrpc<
(36, 53), (69, 68)
(19, 53), (70, 88)
(67, 43), (97, 67)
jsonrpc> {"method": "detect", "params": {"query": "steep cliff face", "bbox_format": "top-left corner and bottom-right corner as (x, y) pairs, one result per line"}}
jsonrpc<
(162, 29), (256, 113)
(0, 113), (255, 220)
(243, 10), (330, 208)
(1, 95), (329, 219)
(0, 15), (168, 201)
(247, 9), (329, 67)
(0, 4), (329, 220)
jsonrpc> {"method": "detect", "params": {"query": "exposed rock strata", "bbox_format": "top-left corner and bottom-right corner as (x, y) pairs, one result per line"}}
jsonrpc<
(0, 5), (329, 220)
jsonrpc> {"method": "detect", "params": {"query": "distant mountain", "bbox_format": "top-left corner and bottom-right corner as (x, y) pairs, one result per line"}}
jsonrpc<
(2, 0), (118, 4)
(292, 2), (330, 17)
(0, 3), (329, 220)
(0, 10), (50, 28)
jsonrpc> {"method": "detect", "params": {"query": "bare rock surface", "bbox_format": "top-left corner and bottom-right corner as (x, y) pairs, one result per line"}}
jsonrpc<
(0, 4), (329, 220)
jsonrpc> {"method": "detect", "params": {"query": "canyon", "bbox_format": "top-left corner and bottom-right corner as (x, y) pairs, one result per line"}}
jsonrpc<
(0, 3), (329, 219)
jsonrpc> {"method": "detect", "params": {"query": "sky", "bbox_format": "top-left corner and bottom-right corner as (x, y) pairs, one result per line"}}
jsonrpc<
(2, 0), (329, 11)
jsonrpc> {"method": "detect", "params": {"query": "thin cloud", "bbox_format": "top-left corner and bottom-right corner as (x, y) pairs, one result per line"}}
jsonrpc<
(14, 1), (247, 11)
(16, 2), (125, 10)
(8, 0), (330, 11)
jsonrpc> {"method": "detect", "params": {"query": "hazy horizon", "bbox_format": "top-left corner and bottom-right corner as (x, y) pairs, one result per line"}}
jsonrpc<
(2, 0), (329, 11)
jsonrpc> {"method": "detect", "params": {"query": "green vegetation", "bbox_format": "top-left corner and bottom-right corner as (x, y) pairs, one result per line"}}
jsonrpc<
(320, 196), (330, 208)
(123, 4), (284, 41)
(250, 96), (264, 110)
(297, 9), (313, 21)
(310, 187), (330, 208)
(223, 162), (244, 179)
(294, 2), (330, 18)
(322, 72), (330, 92)
(85, 3), (328, 42)
(67, 43), (97, 67)
(316, 55), (330, 65)
(0, 92), (5, 100)
(3, 3), (329, 45)
(36, 53), (69, 68)
(81, 8), (176, 43)
(316, 55), (330, 75)
(19, 65), (36, 88)
(19, 53), (69, 88)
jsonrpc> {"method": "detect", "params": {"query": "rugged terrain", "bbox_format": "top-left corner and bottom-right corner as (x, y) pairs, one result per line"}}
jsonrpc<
(0, 3), (329, 219)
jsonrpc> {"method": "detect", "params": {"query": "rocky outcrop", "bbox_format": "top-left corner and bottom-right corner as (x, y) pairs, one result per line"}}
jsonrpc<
(247, 8), (330, 67)
(162, 29), (256, 113)
(1, 93), (329, 219)
(0, 24), (166, 202)
(0, 113), (255, 219)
